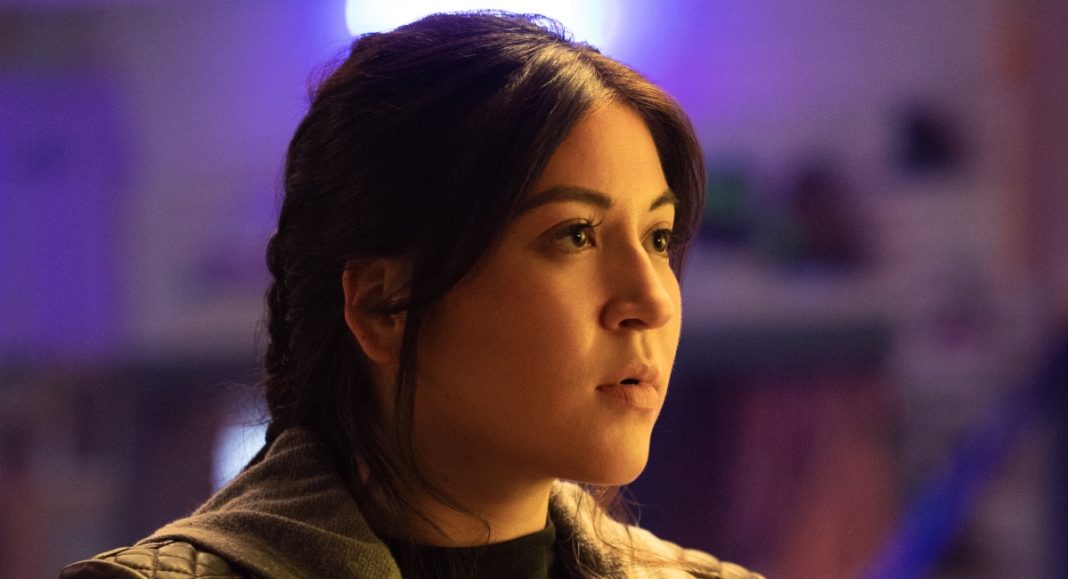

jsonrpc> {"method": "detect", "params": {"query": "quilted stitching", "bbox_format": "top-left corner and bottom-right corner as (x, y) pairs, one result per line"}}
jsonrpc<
(101, 540), (245, 579)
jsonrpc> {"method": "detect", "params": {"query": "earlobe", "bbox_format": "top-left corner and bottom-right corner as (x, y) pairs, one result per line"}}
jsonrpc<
(341, 259), (407, 366)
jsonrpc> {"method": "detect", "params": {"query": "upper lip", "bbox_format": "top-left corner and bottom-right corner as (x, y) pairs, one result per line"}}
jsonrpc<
(603, 362), (660, 390)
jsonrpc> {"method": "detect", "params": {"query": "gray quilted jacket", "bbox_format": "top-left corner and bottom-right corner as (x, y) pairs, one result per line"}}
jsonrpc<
(60, 428), (762, 579)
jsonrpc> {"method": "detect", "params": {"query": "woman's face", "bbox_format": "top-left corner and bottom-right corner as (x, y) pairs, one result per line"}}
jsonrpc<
(413, 102), (682, 488)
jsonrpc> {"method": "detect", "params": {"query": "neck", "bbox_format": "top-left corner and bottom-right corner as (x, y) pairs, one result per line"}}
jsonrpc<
(361, 459), (555, 547)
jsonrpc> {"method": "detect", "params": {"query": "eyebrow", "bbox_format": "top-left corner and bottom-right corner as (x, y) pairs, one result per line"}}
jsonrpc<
(515, 185), (678, 215)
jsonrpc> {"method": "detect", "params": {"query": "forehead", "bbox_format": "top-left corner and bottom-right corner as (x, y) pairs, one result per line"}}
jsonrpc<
(526, 103), (669, 208)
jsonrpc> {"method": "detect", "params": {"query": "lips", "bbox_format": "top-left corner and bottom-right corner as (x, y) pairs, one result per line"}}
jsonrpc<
(612, 363), (659, 387)
(596, 363), (661, 410)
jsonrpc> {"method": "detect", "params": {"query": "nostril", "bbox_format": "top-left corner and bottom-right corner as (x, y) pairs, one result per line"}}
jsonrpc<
(619, 318), (649, 330)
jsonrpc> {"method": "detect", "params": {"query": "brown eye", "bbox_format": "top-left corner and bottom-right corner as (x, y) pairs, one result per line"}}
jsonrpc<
(567, 224), (590, 247)
(648, 228), (673, 254)
(551, 221), (597, 251)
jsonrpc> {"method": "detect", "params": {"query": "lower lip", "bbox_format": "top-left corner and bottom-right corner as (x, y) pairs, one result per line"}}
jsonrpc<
(596, 383), (660, 411)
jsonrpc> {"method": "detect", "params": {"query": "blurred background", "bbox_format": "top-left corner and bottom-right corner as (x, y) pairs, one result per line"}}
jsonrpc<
(1, 1), (1066, 577)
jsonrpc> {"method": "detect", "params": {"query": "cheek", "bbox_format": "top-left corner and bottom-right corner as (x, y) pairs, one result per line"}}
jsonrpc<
(670, 275), (683, 332)
(654, 270), (683, 380)
(412, 275), (599, 460)
(420, 267), (590, 374)
(445, 273), (594, 375)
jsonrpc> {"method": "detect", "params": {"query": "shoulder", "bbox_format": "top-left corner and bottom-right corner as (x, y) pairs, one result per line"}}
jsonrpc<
(59, 539), (249, 579)
(549, 481), (764, 579)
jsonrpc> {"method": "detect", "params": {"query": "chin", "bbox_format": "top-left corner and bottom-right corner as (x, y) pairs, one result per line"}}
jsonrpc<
(558, 443), (651, 486)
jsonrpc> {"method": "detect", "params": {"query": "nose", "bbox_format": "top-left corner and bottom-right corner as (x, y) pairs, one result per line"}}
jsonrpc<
(600, 246), (678, 331)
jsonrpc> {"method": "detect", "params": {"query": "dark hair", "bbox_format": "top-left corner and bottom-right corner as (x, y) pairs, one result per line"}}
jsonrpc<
(258, 10), (704, 532)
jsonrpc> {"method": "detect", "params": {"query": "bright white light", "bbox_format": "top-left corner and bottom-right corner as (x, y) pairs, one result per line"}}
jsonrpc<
(345, 0), (620, 52)
(212, 422), (268, 490)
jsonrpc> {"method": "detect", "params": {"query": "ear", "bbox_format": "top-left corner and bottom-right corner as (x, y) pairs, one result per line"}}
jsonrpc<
(342, 258), (407, 366)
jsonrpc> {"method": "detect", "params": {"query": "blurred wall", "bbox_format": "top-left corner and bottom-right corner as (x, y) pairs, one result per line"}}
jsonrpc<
(1, 0), (352, 362)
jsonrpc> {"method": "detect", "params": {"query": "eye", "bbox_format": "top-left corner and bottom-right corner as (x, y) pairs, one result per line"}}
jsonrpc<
(548, 219), (599, 252)
(647, 228), (674, 255)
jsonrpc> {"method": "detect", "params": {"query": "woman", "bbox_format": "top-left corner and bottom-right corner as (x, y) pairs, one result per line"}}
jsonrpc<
(62, 11), (761, 579)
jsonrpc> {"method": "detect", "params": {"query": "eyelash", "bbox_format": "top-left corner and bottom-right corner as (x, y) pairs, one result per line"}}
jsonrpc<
(550, 218), (601, 252)
(547, 218), (675, 256)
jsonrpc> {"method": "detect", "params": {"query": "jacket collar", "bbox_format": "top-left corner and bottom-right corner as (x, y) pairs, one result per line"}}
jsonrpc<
(144, 427), (624, 578)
